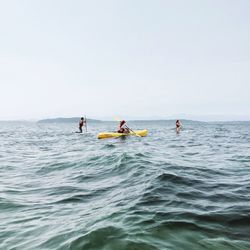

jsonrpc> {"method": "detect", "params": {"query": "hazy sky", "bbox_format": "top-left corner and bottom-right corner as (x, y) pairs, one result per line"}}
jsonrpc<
(0, 0), (249, 120)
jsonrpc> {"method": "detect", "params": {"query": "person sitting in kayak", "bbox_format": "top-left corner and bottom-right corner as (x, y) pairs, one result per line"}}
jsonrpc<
(117, 120), (129, 133)
(79, 117), (85, 133)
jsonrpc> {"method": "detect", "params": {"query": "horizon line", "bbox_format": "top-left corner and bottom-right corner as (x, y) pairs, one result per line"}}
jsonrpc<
(1, 116), (250, 123)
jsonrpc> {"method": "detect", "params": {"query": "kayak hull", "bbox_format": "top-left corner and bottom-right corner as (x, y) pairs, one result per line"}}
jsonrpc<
(97, 129), (148, 139)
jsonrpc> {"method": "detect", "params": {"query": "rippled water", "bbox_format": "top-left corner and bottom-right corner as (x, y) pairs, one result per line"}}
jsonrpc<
(1, 121), (250, 250)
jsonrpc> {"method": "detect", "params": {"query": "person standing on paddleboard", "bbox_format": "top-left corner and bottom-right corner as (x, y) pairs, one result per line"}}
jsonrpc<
(176, 120), (181, 133)
(79, 117), (86, 133)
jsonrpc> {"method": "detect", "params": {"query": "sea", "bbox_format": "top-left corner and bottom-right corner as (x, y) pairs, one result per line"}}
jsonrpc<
(0, 120), (250, 250)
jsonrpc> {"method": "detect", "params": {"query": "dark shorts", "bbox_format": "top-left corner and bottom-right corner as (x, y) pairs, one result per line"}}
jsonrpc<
(117, 128), (125, 133)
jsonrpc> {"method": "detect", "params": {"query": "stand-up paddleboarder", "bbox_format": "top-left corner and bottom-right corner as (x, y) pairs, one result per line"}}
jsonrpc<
(79, 117), (86, 133)
(176, 120), (181, 133)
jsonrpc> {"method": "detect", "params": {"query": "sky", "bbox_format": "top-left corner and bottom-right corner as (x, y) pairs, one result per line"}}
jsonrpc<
(0, 0), (250, 121)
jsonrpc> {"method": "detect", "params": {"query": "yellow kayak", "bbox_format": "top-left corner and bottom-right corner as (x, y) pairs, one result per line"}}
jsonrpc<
(97, 129), (148, 139)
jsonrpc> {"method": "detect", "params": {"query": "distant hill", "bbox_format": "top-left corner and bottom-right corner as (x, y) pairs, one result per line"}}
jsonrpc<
(37, 118), (208, 124)
(2, 118), (249, 124)
(36, 116), (250, 125)
(37, 117), (102, 123)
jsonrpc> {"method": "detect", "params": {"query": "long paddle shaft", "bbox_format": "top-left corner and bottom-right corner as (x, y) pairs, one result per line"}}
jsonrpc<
(85, 115), (87, 133)
(124, 125), (141, 137)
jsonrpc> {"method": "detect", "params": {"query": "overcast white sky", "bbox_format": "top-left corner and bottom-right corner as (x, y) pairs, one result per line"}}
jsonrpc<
(0, 0), (249, 120)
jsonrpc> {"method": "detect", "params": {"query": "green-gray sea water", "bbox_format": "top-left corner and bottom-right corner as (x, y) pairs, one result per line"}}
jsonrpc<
(1, 121), (250, 250)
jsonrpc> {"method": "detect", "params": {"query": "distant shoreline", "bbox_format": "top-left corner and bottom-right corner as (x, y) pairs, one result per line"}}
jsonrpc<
(0, 117), (250, 123)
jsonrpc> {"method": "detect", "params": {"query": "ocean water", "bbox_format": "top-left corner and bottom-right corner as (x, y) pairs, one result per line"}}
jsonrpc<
(0, 121), (250, 250)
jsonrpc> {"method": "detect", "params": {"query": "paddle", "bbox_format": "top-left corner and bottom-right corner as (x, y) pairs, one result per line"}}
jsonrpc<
(85, 115), (87, 133)
(124, 125), (141, 137)
(113, 116), (141, 137)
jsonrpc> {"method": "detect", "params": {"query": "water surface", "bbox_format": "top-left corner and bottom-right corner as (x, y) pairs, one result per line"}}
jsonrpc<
(1, 121), (250, 249)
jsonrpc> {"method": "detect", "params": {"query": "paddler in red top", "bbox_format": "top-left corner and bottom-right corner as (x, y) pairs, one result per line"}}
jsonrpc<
(79, 117), (85, 133)
(117, 120), (129, 133)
